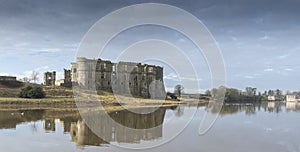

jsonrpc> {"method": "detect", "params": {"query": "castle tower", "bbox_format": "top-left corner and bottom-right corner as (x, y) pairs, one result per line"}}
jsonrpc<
(44, 71), (56, 86)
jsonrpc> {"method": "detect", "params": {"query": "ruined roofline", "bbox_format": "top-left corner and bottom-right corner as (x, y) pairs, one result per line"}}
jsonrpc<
(75, 57), (163, 69)
(0, 76), (17, 81)
(44, 71), (56, 74)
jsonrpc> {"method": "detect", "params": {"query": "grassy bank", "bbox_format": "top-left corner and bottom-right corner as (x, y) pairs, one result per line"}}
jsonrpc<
(0, 81), (205, 112)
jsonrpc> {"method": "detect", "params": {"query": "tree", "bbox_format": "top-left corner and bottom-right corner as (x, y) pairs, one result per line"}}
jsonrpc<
(211, 86), (226, 99)
(21, 77), (31, 83)
(275, 89), (282, 97)
(19, 86), (45, 98)
(268, 90), (274, 96)
(31, 71), (39, 83)
(225, 88), (241, 103)
(205, 90), (211, 96)
(174, 84), (184, 97)
(245, 87), (257, 96)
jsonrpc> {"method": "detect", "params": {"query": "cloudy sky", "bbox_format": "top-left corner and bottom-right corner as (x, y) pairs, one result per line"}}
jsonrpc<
(0, 0), (299, 92)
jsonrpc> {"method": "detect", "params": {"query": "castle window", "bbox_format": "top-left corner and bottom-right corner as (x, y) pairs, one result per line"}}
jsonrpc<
(148, 67), (153, 72)
(134, 76), (137, 81)
(73, 68), (77, 73)
(112, 65), (116, 72)
(124, 65), (127, 71)
(101, 73), (105, 79)
(134, 66), (138, 72)
(142, 74), (146, 80)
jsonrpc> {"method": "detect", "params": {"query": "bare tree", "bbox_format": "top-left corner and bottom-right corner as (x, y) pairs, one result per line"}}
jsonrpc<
(174, 84), (184, 97)
(21, 77), (31, 83)
(31, 71), (39, 83)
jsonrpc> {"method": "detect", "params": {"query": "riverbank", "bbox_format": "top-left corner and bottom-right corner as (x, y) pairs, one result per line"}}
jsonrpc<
(0, 95), (184, 113)
(0, 82), (206, 112)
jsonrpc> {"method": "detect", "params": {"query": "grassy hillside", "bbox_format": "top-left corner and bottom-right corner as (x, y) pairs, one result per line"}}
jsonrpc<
(0, 81), (73, 98)
(43, 86), (73, 98)
(0, 81), (25, 97)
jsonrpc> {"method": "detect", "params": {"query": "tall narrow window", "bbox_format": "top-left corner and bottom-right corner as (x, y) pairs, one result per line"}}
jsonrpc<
(112, 65), (116, 72)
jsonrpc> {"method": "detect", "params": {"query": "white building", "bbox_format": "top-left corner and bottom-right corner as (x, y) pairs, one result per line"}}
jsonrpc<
(268, 96), (276, 101)
(55, 79), (65, 86)
(286, 95), (297, 102)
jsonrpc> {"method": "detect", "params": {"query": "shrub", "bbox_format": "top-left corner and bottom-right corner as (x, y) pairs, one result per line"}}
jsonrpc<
(19, 86), (45, 98)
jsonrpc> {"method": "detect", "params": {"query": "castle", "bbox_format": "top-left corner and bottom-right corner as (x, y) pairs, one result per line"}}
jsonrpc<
(44, 57), (166, 98)
(71, 57), (166, 98)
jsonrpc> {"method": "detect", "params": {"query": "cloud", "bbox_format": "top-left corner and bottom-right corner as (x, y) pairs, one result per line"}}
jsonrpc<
(259, 35), (270, 40)
(264, 68), (274, 72)
(277, 54), (290, 59)
(0, 73), (11, 76)
(163, 72), (202, 82)
(285, 68), (293, 71)
(244, 76), (254, 79)
(163, 73), (179, 81)
(0, 0), (300, 92)
(231, 36), (238, 41)
(0, 66), (52, 83)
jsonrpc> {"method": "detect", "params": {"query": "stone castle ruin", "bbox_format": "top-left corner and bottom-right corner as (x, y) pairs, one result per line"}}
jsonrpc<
(71, 57), (166, 98)
(44, 71), (56, 86)
(44, 69), (72, 87)
(0, 76), (16, 82)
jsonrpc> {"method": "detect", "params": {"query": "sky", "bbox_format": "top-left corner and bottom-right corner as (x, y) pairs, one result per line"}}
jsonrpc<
(0, 0), (300, 92)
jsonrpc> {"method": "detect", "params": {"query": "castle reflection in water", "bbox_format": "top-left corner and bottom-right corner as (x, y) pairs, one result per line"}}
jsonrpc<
(70, 108), (165, 146)
(0, 107), (168, 147)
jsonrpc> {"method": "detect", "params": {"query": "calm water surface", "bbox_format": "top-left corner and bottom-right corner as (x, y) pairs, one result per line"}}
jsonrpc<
(0, 101), (300, 152)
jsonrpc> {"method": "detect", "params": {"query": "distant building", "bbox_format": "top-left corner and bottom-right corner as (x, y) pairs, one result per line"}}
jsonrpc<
(0, 76), (16, 81)
(286, 94), (299, 102)
(44, 71), (56, 86)
(55, 79), (65, 86)
(268, 96), (276, 101)
(71, 57), (165, 98)
(55, 69), (72, 87)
